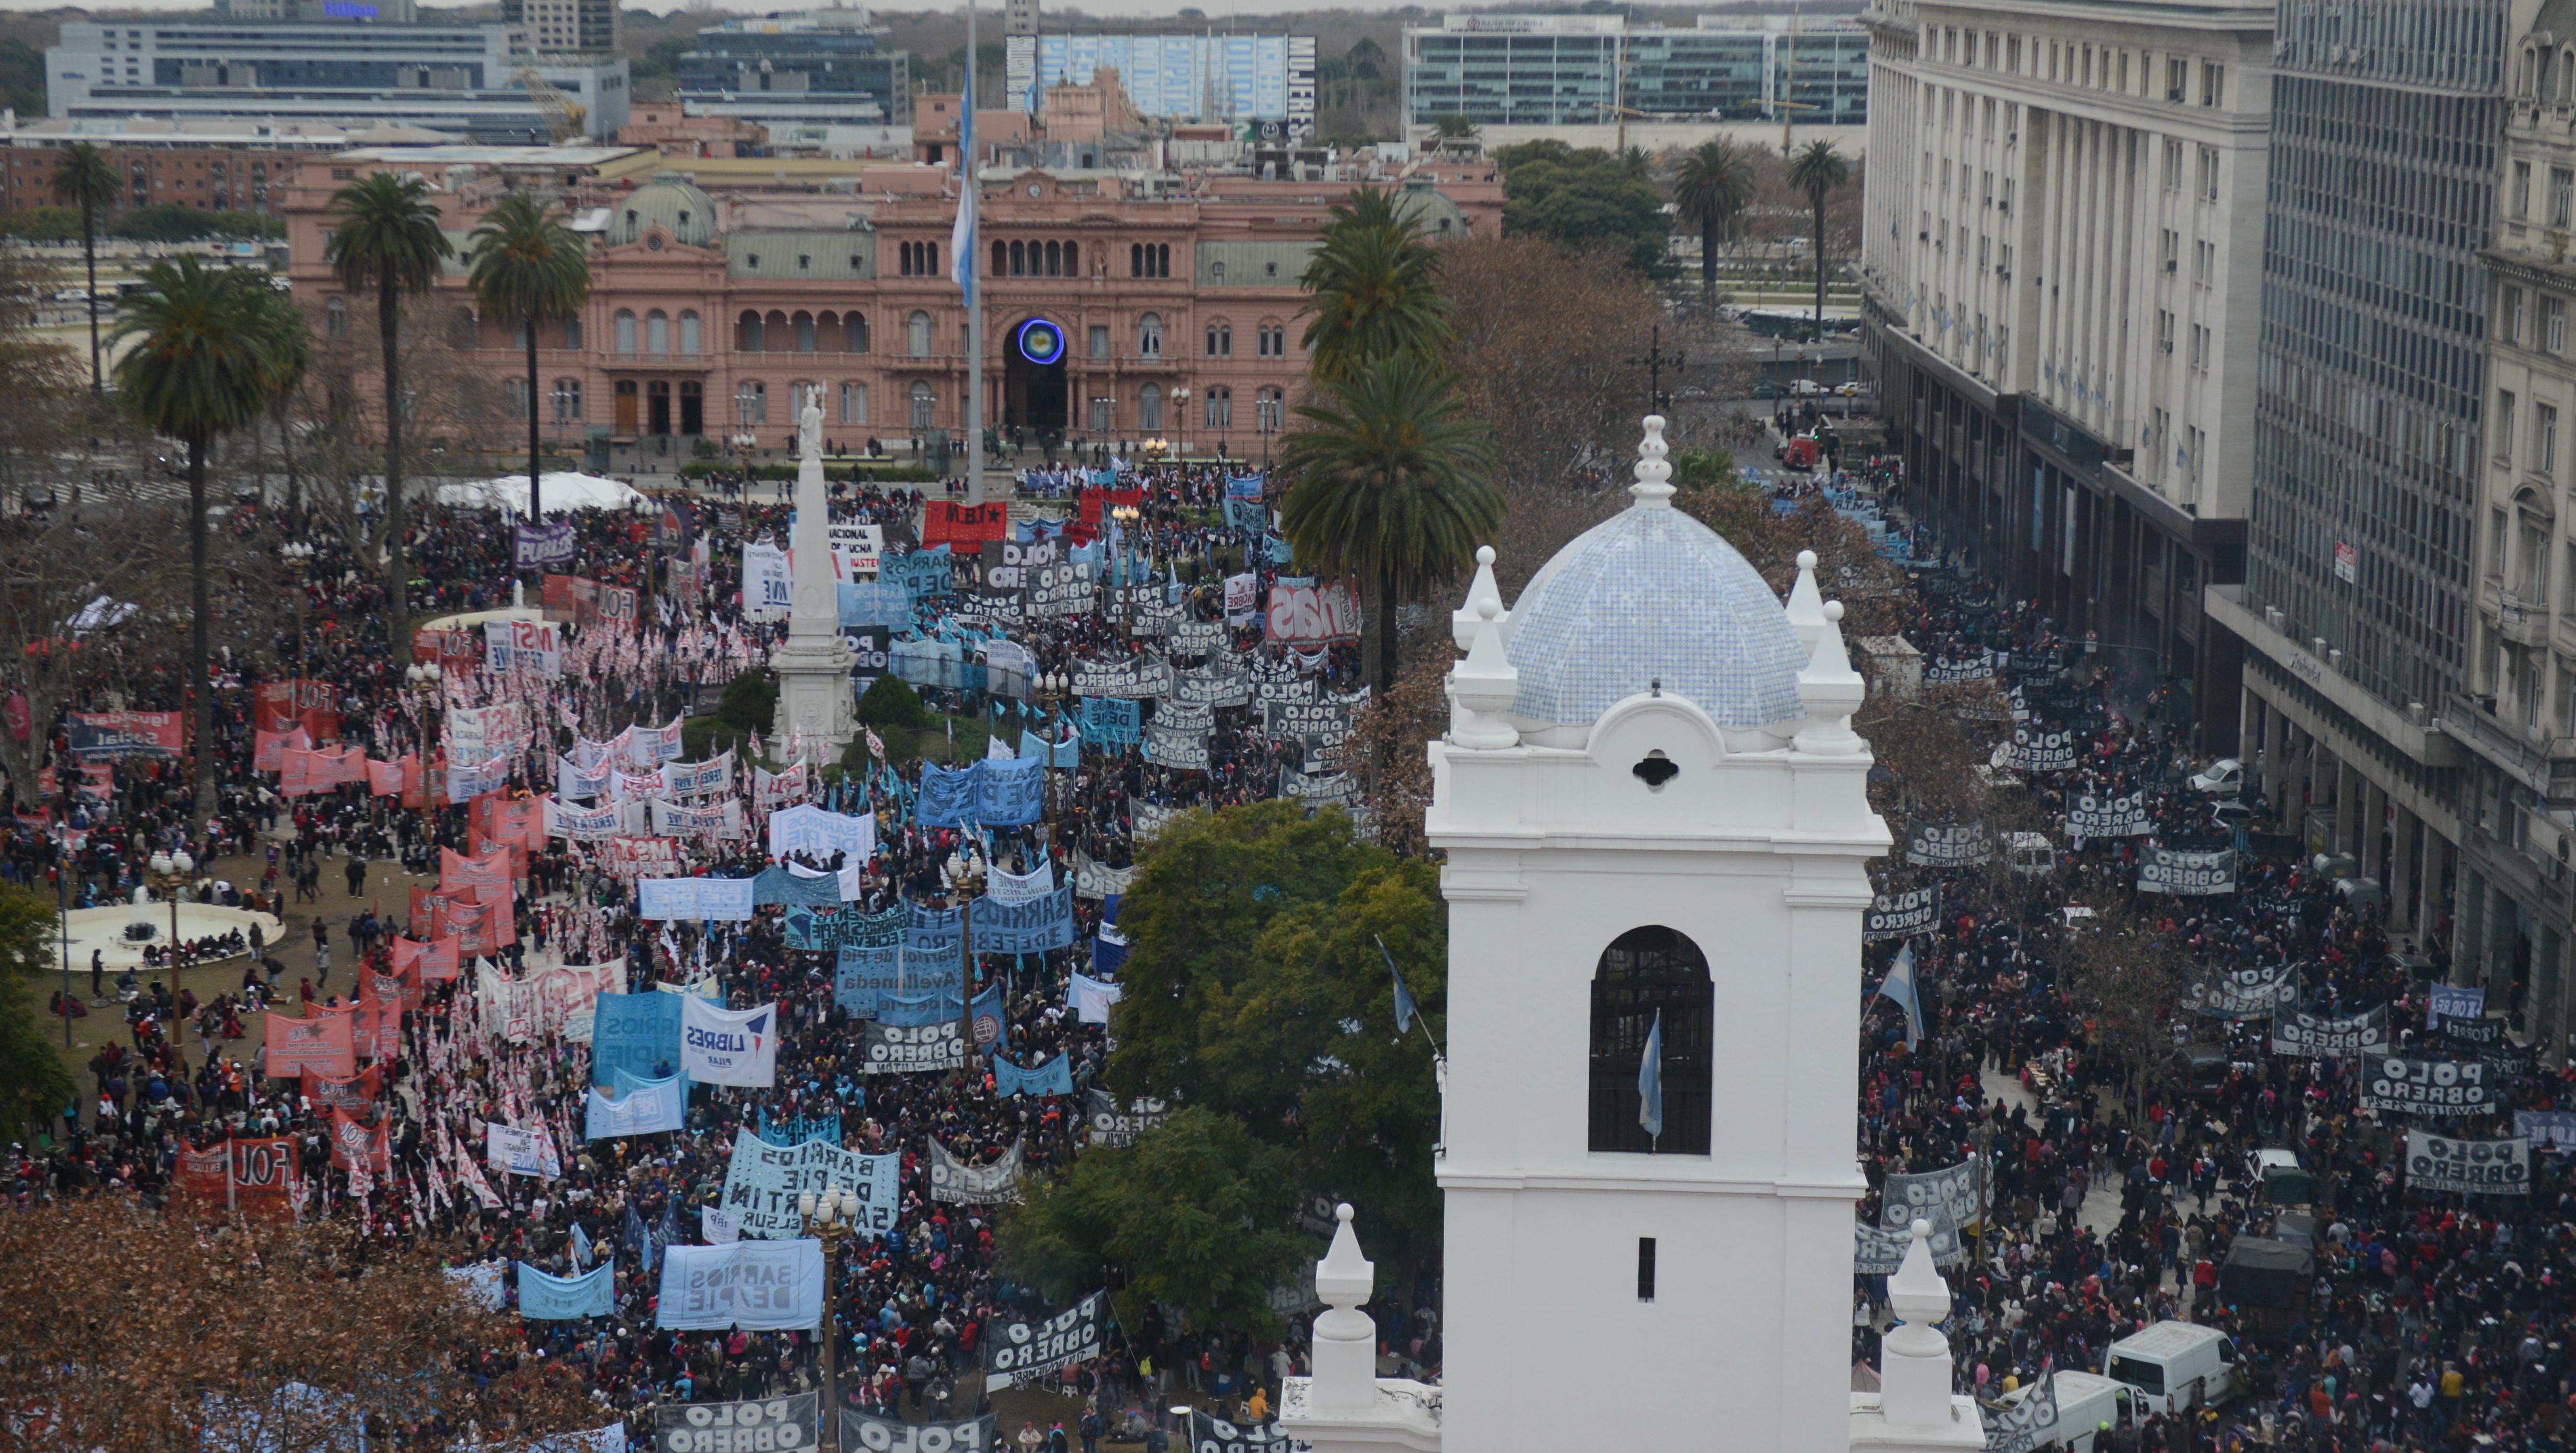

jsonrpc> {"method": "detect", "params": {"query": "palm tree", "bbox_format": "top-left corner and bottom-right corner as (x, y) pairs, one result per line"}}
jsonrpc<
(324, 172), (452, 652)
(1787, 140), (1852, 347)
(1278, 355), (1501, 696)
(249, 288), (313, 523)
(112, 259), (273, 834)
(467, 193), (591, 531)
(51, 141), (119, 396)
(1429, 112), (1479, 147)
(1298, 188), (1452, 384)
(1672, 139), (1755, 311)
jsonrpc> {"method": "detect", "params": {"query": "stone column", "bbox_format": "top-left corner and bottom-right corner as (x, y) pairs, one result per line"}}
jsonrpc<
(2307, 740), (2333, 843)
(2360, 778), (2387, 883)
(2334, 758), (2360, 860)
(2455, 864), (2486, 987)
(2425, 830), (2457, 945)
(2390, 804), (2420, 936)
(2263, 704), (2290, 818)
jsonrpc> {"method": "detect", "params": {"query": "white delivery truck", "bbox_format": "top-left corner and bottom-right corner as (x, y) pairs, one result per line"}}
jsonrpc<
(2102, 1321), (2244, 1416)
(1988, 1370), (2144, 1451)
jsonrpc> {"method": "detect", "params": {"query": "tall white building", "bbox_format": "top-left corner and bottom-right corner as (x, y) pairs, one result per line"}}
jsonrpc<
(1859, 0), (2273, 748)
(1282, 419), (1977, 1453)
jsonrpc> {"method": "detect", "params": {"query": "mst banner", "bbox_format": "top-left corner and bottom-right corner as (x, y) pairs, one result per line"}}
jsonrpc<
(653, 1393), (820, 1453)
(984, 1291), (1107, 1386)
(2361, 1057), (2491, 1116)
(2406, 1132), (2531, 1194)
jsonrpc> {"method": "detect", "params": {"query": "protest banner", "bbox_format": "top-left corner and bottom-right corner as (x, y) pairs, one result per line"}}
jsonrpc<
(2182, 964), (2299, 1018)
(970, 886), (1075, 953)
(927, 1139), (1022, 1203)
(2138, 846), (2238, 895)
(783, 903), (906, 953)
(265, 1012), (356, 1079)
(1073, 655), (1174, 699)
(682, 998), (780, 1086)
(1083, 1088), (1170, 1148)
(2063, 791), (2151, 837)
(1144, 721), (1212, 770)
(840, 1411), (996, 1453)
(1863, 885), (1939, 943)
(1904, 823), (1993, 868)
(1263, 580), (1361, 645)
(1979, 1372), (2059, 1453)
(756, 1109), (845, 1147)
(860, 1020), (968, 1074)
(992, 1054), (1074, 1098)
(2428, 983), (2487, 1027)
(720, 1128), (901, 1238)
(2518, 1110), (2576, 1148)
(517, 1262), (613, 1319)
(768, 803), (875, 863)
(2361, 1056), (2491, 1116)
(982, 1291), (1106, 1386)
(654, 1395), (820, 1453)
(2406, 1132), (2531, 1194)
(1079, 696), (1141, 746)
(834, 945), (904, 1019)
(1878, 1161), (1982, 1239)
(67, 709), (184, 758)
(1854, 1216), (1963, 1274)
(742, 542), (792, 620)
(2271, 1006), (2389, 1057)
(486, 1122), (562, 1180)
(655, 1241), (825, 1331)
(593, 992), (681, 1086)
(923, 501), (1011, 548)
(585, 1075), (686, 1138)
(2007, 725), (2078, 772)
(904, 904), (964, 961)
(639, 876), (759, 922)
(1187, 1414), (1301, 1453)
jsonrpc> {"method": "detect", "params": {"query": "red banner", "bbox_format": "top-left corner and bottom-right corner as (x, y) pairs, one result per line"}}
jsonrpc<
(923, 501), (1012, 547)
(401, 754), (433, 811)
(1078, 486), (1146, 527)
(446, 893), (515, 956)
(256, 679), (342, 742)
(439, 847), (511, 896)
(278, 747), (319, 797)
(256, 726), (312, 774)
(367, 757), (404, 797)
(329, 1109), (389, 1172)
(411, 627), (481, 667)
(67, 710), (184, 759)
(174, 1136), (297, 1220)
(263, 1011), (356, 1079)
(302, 1065), (381, 1114)
(392, 933), (461, 982)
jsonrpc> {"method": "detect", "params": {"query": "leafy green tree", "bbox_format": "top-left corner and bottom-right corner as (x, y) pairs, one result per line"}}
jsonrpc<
(1297, 188), (1452, 384)
(325, 172), (453, 655)
(1493, 140), (1675, 279)
(49, 141), (117, 396)
(1788, 139), (1853, 344)
(1278, 354), (1501, 695)
(1672, 138), (1755, 308)
(1103, 803), (1450, 1270)
(467, 192), (591, 526)
(112, 257), (273, 834)
(0, 207), (82, 244)
(0, 885), (79, 1140)
(1001, 1108), (1313, 1337)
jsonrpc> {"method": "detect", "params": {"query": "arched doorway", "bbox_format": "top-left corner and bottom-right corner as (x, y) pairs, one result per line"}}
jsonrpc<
(1003, 315), (1069, 438)
(1588, 925), (1714, 1154)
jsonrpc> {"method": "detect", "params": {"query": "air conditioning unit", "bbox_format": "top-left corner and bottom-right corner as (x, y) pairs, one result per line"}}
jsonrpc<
(1919, 230), (1930, 241)
(2159, 339), (2174, 352)
(2164, 259), (2178, 272)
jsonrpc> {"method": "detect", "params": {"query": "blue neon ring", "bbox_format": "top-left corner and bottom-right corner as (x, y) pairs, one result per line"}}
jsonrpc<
(1016, 318), (1064, 365)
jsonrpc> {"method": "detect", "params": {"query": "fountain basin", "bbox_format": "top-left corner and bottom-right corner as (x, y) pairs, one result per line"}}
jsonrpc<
(54, 901), (285, 973)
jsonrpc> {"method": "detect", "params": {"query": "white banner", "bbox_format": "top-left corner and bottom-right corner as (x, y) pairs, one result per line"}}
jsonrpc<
(485, 618), (564, 677)
(648, 798), (746, 840)
(2406, 1131), (2531, 1194)
(639, 875), (759, 922)
(585, 1076), (685, 1138)
(664, 751), (735, 799)
(656, 1240), (824, 1331)
(682, 998), (780, 1087)
(719, 1128), (901, 1238)
(743, 541), (793, 622)
(768, 803), (876, 863)
(485, 1121), (561, 1180)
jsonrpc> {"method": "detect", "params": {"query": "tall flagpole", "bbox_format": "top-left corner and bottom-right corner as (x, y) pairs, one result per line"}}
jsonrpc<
(964, 0), (986, 505)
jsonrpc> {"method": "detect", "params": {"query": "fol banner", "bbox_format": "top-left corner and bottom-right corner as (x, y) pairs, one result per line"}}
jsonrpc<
(983, 1291), (1106, 1386)
(2361, 1056), (2490, 1116)
(927, 1138), (1022, 1204)
(2406, 1131), (2531, 1194)
(654, 1241), (825, 1331)
(653, 1394), (820, 1453)
(720, 1128), (900, 1238)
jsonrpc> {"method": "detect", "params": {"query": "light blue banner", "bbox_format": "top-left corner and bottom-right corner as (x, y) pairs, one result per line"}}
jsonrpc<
(837, 580), (914, 628)
(993, 1053), (1074, 1098)
(592, 993), (682, 1087)
(517, 1261), (614, 1320)
(585, 1073), (686, 1138)
(834, 945), (903, 1018)
(972, 885), (1076, 953)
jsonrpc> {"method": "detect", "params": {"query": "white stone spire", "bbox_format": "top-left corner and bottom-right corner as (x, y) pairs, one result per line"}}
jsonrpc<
(1630, 415), (1675, 508)
(1794, 600), (1867, 756)
(1785, 549), (1826, 654)
(1451, 544), (1505, 652)
(1280, 1203), (1443, 1453)
(1448, 596), (1520, 751)
(1849, 1220), (1982, 1453)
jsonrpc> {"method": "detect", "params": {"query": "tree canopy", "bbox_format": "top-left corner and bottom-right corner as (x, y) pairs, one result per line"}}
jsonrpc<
(1494, 139), (1677, 280)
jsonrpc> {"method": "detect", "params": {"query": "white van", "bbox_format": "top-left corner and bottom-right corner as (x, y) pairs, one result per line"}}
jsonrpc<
(2102, 1321), (2243, 1415)
(1991, 1371), (2143, 1452)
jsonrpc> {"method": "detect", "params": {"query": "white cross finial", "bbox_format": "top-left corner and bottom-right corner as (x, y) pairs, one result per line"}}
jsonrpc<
(1630, 415), (1674, 507)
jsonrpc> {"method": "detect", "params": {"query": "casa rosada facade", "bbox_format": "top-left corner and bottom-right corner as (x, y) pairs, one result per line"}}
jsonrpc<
(278, 148), (1502, 457)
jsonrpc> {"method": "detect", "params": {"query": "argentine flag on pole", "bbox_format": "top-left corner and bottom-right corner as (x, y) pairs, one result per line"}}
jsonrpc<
(1637, 1009), (1663, 1142)
(1875, 942), (1925, 1050)
(950, 61), (977, 295)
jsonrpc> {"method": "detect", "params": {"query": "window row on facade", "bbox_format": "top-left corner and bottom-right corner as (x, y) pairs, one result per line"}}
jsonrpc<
(510, 376), (1291, 434)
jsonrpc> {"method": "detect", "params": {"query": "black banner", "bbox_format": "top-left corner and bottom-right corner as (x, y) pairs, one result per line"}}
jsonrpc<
(2063, 790), (2150, 838)
(857, 1020), (968, 1075)
(1905, 822), (1993, 868)
(2443, 1015), (2508, 1050)
(2406, 1132), (2531, 1194)
(984, 1291), (1106, 1384)
(2361, 1056), (2490, 1116)
(1863, 885), (1939, 943)
(654, 1393), (820, 1453)
(2009, 725), (2078, 772)
(2139, 847), (2237, 895)
(1084, 1087), (1170, 1148)
(839, 1410), (997, 1452)
(2270, 1006), (2388, 1057)
(1187, 1412), (1303, 1452)
(2183, 965), (2298, 1018)
(1074, 654), (1173, 699)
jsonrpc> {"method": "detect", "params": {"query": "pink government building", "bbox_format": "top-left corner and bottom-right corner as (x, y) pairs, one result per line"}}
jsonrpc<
(279, 82), (1502, 463)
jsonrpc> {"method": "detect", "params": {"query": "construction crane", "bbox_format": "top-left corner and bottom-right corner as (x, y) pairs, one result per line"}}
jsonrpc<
(513, 68), (588, 144)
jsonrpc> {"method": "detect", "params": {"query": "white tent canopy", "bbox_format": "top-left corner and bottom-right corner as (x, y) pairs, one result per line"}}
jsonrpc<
(434, 471), (646, 516)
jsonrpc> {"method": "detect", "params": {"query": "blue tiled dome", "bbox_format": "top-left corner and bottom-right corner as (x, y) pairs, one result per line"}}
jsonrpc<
(1503, 499), (1808, 729)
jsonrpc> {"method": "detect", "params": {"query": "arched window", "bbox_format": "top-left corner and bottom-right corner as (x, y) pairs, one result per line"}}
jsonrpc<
(1204, 386), (1231, 429)
(1588, 926), (1713, 1155)
(1009, 240), (1026, 276)
(847, 313), (870, 353)
(1138, 383), (1164, 431)
(552, 378), (582, 421)
(1044, 240), (1061, 276)
(907, 310), (933, 357)
(765, 311), (789, 346)
(794, 311), (816, 352)
(1137, 312), (1163, 356)
(1205, 322), (1231, 357)
(324, 296), (348, 338)
(737, 310), (763, 352)
(678, 311), (701, 355)
(561, 315), (582, 350)
(646, 310), (669, 355)
(908, 380), (935, 429)
(736, 379), (767, 424)
(1130, 242), (1144, 277)
(1258, 322), (1286, 358)
(615, 309), (638, 354)
(994, 239), (1009, 277)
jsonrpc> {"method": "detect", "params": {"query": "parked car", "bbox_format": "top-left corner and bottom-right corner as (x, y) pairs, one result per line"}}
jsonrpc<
(1987, 1371), (2144, 1452)
(2191, 758), (2245, 795)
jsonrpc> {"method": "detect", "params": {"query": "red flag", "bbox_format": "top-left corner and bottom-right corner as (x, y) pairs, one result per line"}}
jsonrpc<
(263, 1011), (356, 1079)
(392, 934), (461, 983)
(329, 1109), (389, 1172)
(303, 1065), (382, 1114)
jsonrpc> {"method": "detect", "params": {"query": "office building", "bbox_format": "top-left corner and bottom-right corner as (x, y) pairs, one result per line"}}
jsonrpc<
(1400, 14), (1867, 140)
(675, 11), (909, 138)
(1010, 33), (1318, 140)
(213, 0), (419, 23)
(504, 0), (618, 57)
(47, 19), (628, 142)
(1857, 0), (2273, 750)
(0, 116), (432, 215)
(2207, 0), (2505, 976)
(2453, 0), (2576, 1049)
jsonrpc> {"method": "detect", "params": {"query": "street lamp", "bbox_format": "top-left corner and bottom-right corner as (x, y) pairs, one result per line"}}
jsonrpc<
(405, 662), (443, 849)
(944, 848), (987, 1064)
(144, 847), (195, 1019)
(280, 540), (316, 683)
(799, 1183), (861, 1440)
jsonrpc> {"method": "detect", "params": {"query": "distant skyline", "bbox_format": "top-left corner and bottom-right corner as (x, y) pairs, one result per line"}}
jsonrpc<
(0, 0), (1831, 17)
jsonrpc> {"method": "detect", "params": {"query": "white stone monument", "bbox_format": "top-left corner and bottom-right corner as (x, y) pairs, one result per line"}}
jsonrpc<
(1287, 418), (1975, 1453)
(770, 398), (857, 756)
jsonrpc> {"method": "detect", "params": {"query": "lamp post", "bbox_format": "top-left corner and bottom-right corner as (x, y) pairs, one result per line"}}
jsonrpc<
(144, 847), (195, 1014)
(1170, 387), (1192, 457)
(279, 540), (316, 684)
(1032, 671), (1069, 823)
(57, 839), (74, 1047)
(405, 662), (442, 852)
(799, 1183), (861, 1448)
(944, 847), (986, 1068)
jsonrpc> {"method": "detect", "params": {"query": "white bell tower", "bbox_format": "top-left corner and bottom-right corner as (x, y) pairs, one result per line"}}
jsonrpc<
(1421, 417), (1888, 1453)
